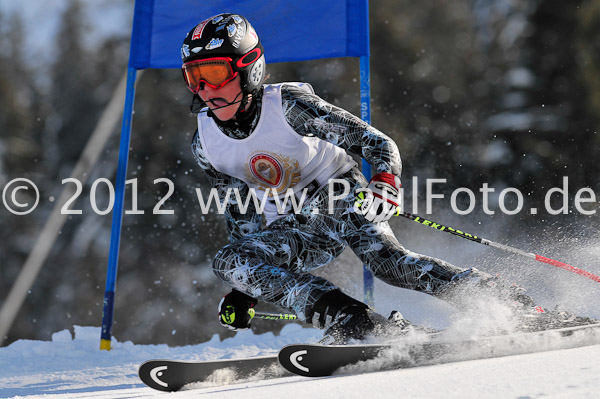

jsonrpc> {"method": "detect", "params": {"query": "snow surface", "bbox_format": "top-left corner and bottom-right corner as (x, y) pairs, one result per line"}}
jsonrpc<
(2, 321), (600, 399)
(2, 255), (599, 398)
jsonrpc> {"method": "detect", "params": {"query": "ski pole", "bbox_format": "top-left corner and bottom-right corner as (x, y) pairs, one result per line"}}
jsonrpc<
(248, 309), (298, 321)
(397, 211), (600, 284)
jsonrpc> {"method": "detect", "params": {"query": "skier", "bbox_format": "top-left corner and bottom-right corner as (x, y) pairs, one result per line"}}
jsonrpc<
(180, 13), (577, 343)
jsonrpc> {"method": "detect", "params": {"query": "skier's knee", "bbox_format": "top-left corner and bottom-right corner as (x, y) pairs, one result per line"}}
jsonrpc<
(212, 245), (237, 280)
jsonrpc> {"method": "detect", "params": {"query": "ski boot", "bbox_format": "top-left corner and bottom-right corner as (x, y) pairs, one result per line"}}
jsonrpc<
(435, 270), (598, 332)
(374, 310), (439, 342)
(461, 275), (599, 331)
(516, 306), (599, 332)
(388, 310), (413, 332)
(309, 289), (386, 345)
(388, 310), (438, 333)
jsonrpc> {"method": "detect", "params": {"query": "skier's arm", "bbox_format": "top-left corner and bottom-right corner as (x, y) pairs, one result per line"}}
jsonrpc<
(191, 131), (262, 242)
(281, 84), (402, 177)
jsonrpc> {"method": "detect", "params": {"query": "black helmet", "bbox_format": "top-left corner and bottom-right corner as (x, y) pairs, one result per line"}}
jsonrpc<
(181, 13), (266, 96)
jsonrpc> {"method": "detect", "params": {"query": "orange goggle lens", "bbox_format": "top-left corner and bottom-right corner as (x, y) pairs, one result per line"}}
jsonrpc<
(182, 58), (237, 93)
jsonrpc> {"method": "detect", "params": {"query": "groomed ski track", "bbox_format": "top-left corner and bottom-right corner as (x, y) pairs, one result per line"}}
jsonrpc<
(2, 323), (600, 399)
(3, 344), (600, 398)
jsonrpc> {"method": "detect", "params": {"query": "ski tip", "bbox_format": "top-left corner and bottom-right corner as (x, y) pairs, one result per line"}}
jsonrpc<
(279, 342), (398, 378)
(278, 345), (316, 377)
(138, 360), (183, 392)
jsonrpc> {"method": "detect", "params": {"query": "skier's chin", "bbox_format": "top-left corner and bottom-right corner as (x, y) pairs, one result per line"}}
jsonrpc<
(210, 105), (237, 121)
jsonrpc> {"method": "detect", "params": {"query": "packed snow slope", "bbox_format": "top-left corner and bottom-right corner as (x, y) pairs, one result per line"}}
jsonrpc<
(2, 292), (600, 399)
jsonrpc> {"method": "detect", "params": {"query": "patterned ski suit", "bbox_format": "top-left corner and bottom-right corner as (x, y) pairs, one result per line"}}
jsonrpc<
(191, 83), (473, 322)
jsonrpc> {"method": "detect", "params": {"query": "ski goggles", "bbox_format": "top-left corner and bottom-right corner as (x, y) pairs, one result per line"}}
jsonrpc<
(182, 57), (238, 93)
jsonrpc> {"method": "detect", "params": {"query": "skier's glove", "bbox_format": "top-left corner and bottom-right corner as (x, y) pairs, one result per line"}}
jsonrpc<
(218, 289), (258, 331)
(354, 172), (402, 223)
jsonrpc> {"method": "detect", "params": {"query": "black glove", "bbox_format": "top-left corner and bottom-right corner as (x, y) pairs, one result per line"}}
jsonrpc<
(218, 289), (258, 330)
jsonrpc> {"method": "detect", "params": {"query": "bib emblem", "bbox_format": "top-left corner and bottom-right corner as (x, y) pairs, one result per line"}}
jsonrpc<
(246, 152), (301, 194)
(250, 154), (282, 186)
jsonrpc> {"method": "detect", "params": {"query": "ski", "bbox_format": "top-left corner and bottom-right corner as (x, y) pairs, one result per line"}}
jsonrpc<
(278, 322), (600, 377)
(138, 354), (288, 392)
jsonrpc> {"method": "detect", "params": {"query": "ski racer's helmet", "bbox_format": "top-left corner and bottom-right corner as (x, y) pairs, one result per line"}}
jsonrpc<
(181, 13), (266, 97)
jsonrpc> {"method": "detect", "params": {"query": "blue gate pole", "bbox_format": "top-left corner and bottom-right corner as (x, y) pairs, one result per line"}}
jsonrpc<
(360, 55), (374, 307)
(359, 0), (374, 307)
(100, 66), (138, 350)
(360, 0), (374, 307)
